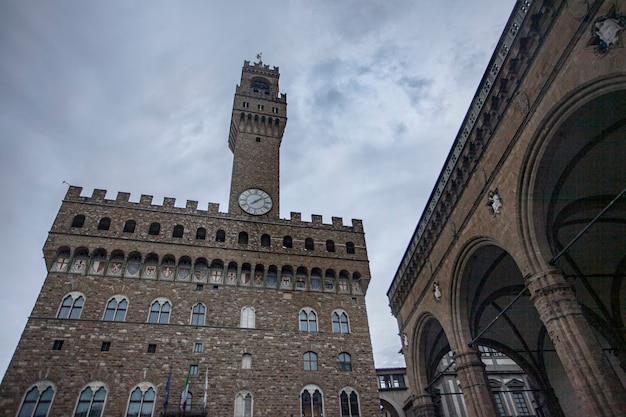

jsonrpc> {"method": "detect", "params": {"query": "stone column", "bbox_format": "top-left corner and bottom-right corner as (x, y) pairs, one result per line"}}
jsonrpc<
(527, 269), (626, 416)
(454, 349), (497, 417)
(410, 394), (437, 417)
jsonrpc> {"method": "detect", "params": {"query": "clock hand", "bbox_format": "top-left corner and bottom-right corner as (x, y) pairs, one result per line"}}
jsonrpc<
(251, 197), (263, 205)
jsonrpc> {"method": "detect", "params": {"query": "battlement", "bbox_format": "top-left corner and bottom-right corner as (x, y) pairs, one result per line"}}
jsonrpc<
(243, 60), (280, 76)
(63, 186), (364, 232)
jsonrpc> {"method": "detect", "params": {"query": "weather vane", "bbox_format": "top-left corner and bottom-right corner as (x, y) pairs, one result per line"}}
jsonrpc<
(256, 52), (263, 64)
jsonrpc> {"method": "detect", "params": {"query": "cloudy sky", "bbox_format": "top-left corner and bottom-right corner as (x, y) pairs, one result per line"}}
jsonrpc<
(0, 0), (516, 377)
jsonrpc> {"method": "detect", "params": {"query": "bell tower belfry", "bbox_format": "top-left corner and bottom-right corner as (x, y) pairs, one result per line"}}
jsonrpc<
(227, 58), (287, 219)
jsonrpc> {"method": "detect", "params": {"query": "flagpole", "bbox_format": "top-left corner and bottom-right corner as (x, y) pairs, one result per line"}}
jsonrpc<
(163, 365), (172, 416)
(203, 366), (208, 415)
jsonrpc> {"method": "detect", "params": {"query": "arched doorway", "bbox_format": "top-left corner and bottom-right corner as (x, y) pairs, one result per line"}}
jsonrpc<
(521, 79), (626, 415)
(455, 241), (566, 417)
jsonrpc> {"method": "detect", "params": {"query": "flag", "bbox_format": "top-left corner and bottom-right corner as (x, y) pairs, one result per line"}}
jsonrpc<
(181, 367), (191, 411)
(163, 366), (172, 409)
(203, 367), (208, 410)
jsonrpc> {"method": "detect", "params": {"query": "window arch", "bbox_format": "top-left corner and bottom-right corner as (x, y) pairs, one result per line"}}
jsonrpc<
(305, 238), (315, 251)
(346, 241), (355, 254)
(339, 387), (360, 417)
(123, 220), (136, 233)
(148, 299), (171, 324)
(17, 382), (55, 417)
(216, 229), (226, 242)
(282, 235), (292, 248)
(242, 353), (252, 369)
(191, 303), (206, 326)
(332, 310), (350, 333)
(71, 214), (85, 228)
(97, 217), (111, 231)
(148, 222), (160, 235)
(196, 227), (206, 240)
(238, 231), (249, 245)
(303, 351), (318, 371)
(339, 352), (352, 371)
(172, 225), (184, 238)
(240, 306), (255, 328)
(58, 292), (85, 319)
(260, 234), (271, 247)
(299, 308), (318, 332)
(74, 384), (107, 417)
(326, 240), (335, 252)
(103, 295), (128, 321)
(125, 384), (156, 417)
(301, 385), (323, 417)
(234, 390), (253, 417)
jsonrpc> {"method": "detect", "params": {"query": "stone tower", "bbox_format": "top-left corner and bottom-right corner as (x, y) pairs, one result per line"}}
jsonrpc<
(228, 60), (287, 219)
(0, 59), (380, 417)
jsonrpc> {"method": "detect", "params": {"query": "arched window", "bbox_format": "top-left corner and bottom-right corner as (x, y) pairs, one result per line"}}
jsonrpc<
(234, 391), (253, 417)
(326, 240), (335, 252)
(123, 220), (136, 233)
(125, 385), (155, 417)
(303, 351), (318, 371)
(346, 241), (355, 254)
(148, 222), (160, 235)
(305, 238), (315, 251)
(339, 352), (352, 371)
(191, 303), (206, 326)
(282, 235), (292, 248)
(103, 296), (128, 321)
(299, 308), (318, 332)
(97, 217), (111, 231)
(340, 388), (360, 417)
(216, 229), (226, 242)
(489, 380), (507, 416)
(332, 310), (350, 333)
(242, 353), (252, 369)
(180, 391), (192, 412)
(17, 382), (55, 417)
(148, 299), (170, 324)
(196, 227), (206, 240)
(260, 234), (271, 247)
(71, 214), (85, 228)
(172, 225), (184, 238)
(240, 306), (255, 329)
(58, 293), (85, 319)
(74, 385), (106, 417)
(301, 386), (323, 417)
(238, 231), (248, 245)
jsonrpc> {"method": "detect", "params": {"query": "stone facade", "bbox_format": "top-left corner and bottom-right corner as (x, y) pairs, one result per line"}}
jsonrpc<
(0, 61), (380, 417)
(388, 1), (626, 417)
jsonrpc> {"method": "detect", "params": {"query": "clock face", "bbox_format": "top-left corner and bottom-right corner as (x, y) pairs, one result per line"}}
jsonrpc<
(238, 189), (272, 215)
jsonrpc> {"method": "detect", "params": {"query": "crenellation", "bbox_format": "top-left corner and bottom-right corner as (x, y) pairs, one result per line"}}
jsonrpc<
(91, 189), (107, 201)
(290, 212), (301, 222)
(65, 185), (83, 199)
(311, 214), (322, 224)
(162, 197), (175, 208)
(139, 194), (153, 206)
(208, 202), (220, 214)
(332, 216), (343, 228)
(186, 200), (198, 210)
(116, 192), (130, 203)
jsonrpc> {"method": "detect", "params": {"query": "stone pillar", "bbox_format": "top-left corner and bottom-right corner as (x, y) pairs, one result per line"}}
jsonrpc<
(454, 349), (497, 417)
(527, 269), (626, 416)
(410, 394), (437, 417)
